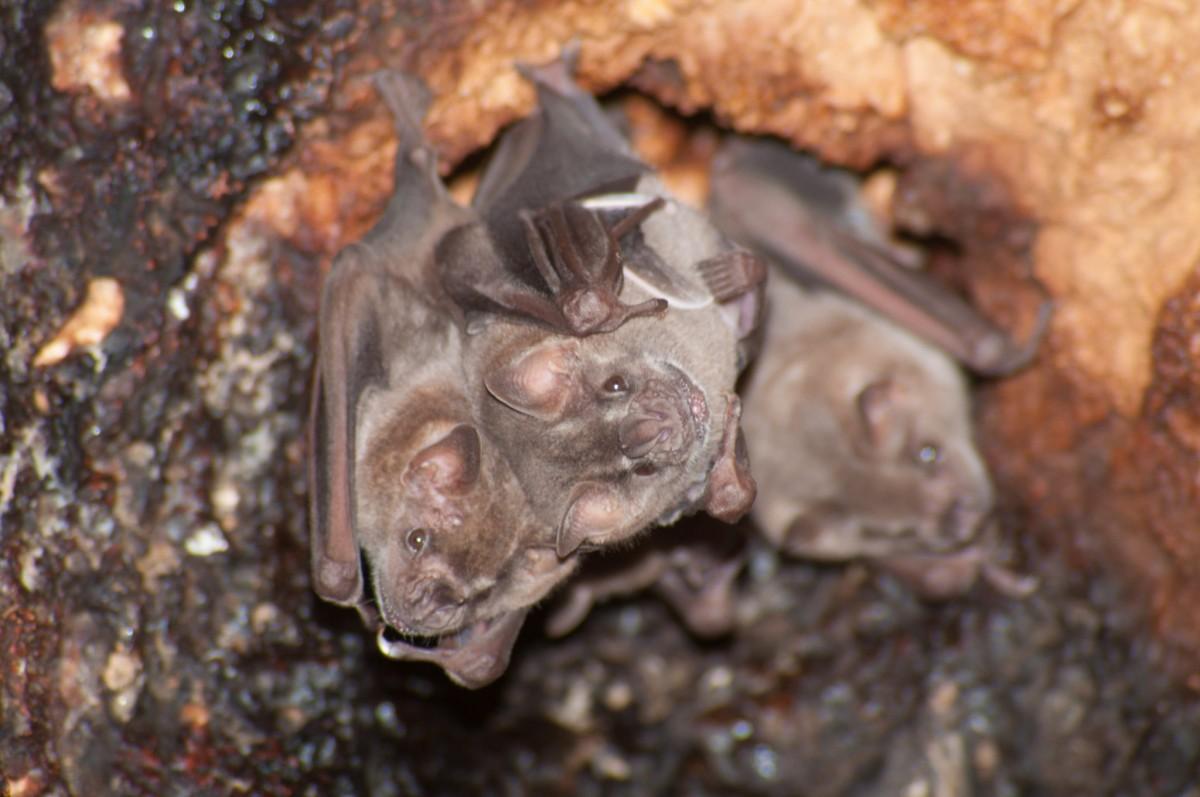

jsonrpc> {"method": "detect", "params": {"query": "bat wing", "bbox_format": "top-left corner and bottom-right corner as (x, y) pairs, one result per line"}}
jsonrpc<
(471, 44), (647, 245)
(366, 70), (473, 288)
(709, 138), (1050, 376)
(441, 47), (663, 336)
(309, 245), (388, 609)
(310, 70), (468, 610)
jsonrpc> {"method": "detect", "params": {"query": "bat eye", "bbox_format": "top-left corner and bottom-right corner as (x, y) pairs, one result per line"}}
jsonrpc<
(632, 462), (658, 477)
(601, 374), (629, 396)
(406, 528), (429, 554)
(915, 443), (941, 467)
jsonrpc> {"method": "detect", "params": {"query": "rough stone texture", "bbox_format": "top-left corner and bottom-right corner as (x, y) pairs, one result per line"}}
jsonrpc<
(3, 0), (1200, 794)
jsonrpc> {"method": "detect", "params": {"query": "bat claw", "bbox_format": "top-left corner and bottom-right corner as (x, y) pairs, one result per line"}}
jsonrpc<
(697, 251), (768, 304)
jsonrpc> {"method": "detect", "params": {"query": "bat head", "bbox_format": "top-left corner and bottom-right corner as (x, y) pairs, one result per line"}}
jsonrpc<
(795, 370), (995, 558)
(745, 287), (994, 562)
(472, 320), (744, 557)
(356, 409), (571, 644)
(358, 419), (493, 636)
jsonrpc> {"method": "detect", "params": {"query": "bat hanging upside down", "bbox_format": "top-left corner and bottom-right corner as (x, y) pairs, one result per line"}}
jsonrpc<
(711, 137), (1038, 598)
(308, 71), (579, 689)
(439, 46), (764, 560)
(709, 137), (1051, 378)
(307, 46), (765, 687)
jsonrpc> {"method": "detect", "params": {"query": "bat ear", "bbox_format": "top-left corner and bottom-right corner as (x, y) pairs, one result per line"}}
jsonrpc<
(556, 481), (624, 558)
(703, 396), (756, 522)
(405, 424), (482, 496)
(854, 377), (905, 456)
(484, 341), (577, 422)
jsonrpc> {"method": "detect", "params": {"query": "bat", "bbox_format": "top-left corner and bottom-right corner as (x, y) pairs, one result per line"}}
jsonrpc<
(441, 48), (764, 557)
(708, 137), (1051, 377)
(543, 515), (744, 638)
(308, 71), (575, 688)
(741, 269), (997, 563)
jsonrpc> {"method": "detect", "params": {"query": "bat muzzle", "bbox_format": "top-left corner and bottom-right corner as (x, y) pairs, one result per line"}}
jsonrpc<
(620, 370), (704, 464)
(389, 577), (469, 636)
(376, 608), (529, 689)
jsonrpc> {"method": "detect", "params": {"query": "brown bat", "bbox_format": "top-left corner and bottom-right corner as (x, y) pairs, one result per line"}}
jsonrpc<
(308, 72), (575, 688)
(544, 516), (745, 639)
(708, 137), (1050, 377)
(440, 50), (763, 558)
(741, 269), (996, 564)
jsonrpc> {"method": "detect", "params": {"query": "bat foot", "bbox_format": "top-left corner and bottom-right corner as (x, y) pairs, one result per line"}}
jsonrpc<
(520, 200), (669, 337)
(697, 250), (768, 304)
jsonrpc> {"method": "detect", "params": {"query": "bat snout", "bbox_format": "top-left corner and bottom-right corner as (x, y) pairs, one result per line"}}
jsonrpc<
(399, 577), (468, 634)
(622, 379), (696, 462)
(618, 410), (673, 459)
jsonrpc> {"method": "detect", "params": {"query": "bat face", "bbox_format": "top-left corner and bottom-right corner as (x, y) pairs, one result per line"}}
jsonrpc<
(430, 50), (762, 566)
(352, 380), (578, 688)
(356, 411), (508, 637)
(467, 318), (723, 557)
(353, 371), (581, 628)
(744, 279), (994, 561)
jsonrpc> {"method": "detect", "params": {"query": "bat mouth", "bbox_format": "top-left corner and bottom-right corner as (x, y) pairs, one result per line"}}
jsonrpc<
(375, 607), (511, 656)
(378, 625), (442, 650)
(852, 510), (985, 558)
(375, 609), (529, 689)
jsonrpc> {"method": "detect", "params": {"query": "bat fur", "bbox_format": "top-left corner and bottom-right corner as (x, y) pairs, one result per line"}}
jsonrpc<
(308, 71), (576, 689)
(742, 268), (996, 564)
(446, 49), (762, 559)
